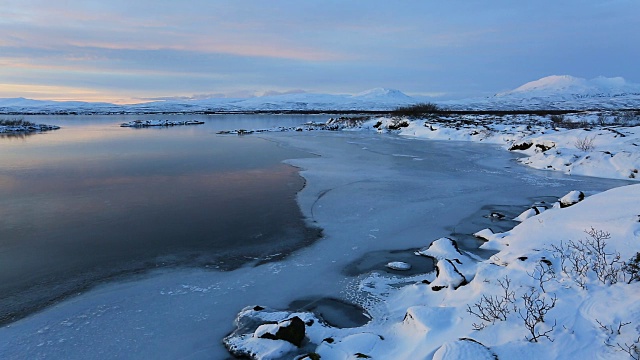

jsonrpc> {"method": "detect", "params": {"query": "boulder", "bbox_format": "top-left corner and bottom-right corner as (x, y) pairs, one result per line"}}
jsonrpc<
(559, 190), (585, 208)
(256, 316), (306, 347)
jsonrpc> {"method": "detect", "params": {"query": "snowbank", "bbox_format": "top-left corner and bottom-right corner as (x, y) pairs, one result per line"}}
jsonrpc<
(226, 185), (640, 359)
(369, 113), (640, 182)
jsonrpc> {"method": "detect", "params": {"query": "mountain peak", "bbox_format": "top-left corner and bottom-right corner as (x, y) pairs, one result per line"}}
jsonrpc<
(497, 75), (640, 98)
(501, 75), (587, 95)
(352, 88), (412, 100)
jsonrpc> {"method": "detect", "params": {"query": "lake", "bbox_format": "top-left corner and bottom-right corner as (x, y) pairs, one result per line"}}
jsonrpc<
(0, 114), (327, 324)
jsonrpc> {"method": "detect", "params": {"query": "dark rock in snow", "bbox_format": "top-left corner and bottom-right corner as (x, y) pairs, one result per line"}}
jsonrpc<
(258, 316), (306, 347)
(509, 142), (533, 151)
(559, 190), (585, 208)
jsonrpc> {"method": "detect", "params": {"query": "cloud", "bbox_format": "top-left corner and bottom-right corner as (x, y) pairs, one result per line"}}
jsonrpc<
(0, 0), (639, 101)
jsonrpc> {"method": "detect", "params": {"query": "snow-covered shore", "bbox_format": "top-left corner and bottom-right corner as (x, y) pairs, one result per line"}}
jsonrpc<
(368, 112), (640, 182)
(225, 115), (640, 359)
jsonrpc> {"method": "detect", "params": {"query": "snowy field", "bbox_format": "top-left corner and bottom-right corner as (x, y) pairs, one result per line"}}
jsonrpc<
(1, 119), (637, 359)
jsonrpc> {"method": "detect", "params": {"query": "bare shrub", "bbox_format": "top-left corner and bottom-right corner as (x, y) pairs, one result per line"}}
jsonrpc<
(550, 228), (623, 287)
(0, 117), (34, 126)
(623, 252), (640, 284)
(393, 102), (441, 118)
(466, 276), (516, 330)
(518, 287), (557, 342)
(618, 338), (640, 360)
(597, 114), (608, 126)
(575, 136), (596, 152)
(527, 262), (556, 293)
(550, 114), (564, 125)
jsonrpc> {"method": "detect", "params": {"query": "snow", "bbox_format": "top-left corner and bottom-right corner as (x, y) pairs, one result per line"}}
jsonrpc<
(432, 338), (497, 360)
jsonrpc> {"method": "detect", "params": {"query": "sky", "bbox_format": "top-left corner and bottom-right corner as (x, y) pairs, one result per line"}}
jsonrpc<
(1, 0), (639, 104)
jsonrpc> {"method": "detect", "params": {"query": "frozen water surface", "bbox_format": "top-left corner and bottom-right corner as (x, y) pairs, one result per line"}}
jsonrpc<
(0, 128), (631, 359)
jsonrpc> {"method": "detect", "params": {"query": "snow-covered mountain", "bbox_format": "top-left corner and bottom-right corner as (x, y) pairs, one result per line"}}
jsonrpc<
(1, 77), (639, 114)
(447, 75), (640, 110)
(0, 88), (419, 114)
(0, 97), (123, 114)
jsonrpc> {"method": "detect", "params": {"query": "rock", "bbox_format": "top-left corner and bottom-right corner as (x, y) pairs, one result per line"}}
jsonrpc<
(433, 338), (497, 360)
(535, 142), (554, 152)
(508, 141), (533, 151)
(430, 259), (467, 291)
(489, 212), (505, 219)
(559, 190), (584, 208)
(256, 316), (306, 347)
(473, 228), (494, 241)
(385, 261), (412, 271)
(514, 206), (546, 222)
(415, 237), (463, 259)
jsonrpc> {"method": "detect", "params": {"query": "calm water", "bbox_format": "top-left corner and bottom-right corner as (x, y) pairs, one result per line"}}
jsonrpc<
(0, 114), (327, 324)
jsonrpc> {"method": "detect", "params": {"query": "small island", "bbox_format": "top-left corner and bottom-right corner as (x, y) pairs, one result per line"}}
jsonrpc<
(120, 119), (205, 127)
(0, 118), (60, 136)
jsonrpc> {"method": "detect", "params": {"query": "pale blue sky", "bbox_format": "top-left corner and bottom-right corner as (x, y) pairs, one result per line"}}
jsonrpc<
(1, 0), (638, 103)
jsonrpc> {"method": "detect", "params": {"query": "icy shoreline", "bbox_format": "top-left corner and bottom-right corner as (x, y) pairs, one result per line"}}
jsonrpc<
(224, 117), (640, 359)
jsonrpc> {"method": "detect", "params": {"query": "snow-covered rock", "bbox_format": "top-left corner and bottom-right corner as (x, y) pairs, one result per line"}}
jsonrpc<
(559, 190), (584, 208)
(386, 261), (412, 271)
(433, 338), (497, 360)
(513, 206), (546, 222)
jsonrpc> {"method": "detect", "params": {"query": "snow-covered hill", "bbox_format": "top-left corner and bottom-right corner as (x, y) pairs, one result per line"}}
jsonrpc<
(1, 76), (639, 114)
(0, 88), (419, 114)
(446, 75), (640, 110)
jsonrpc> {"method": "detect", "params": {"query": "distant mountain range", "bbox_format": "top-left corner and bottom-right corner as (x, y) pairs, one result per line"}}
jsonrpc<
(1, 76), (639, 114)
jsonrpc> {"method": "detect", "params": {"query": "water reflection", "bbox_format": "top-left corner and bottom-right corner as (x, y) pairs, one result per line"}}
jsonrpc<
(0, 115), (322, 324)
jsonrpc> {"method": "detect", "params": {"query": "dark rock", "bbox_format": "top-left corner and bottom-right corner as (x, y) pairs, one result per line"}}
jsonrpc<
(535, 143), (554, 152)
(518, 256), (528, 261)
(540, 259), (552, 267)
(509, 142), (533, 151)
(323, 337), (334, 343)
(559, 190), (585, 208)
(253, 305), (265, 311)
(258, 316), (306, 347)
